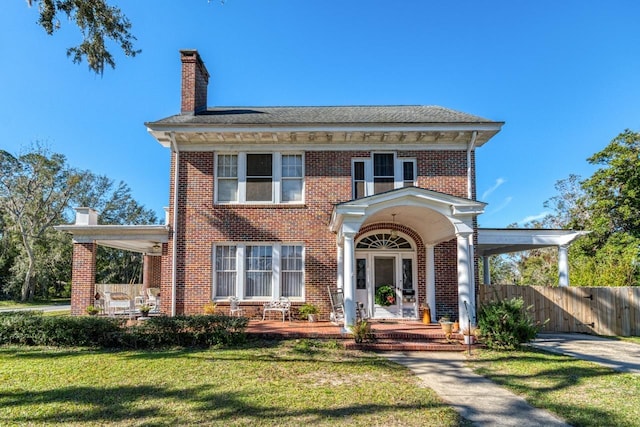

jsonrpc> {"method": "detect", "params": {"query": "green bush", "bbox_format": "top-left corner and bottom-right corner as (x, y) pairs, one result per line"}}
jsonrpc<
(351, 319), (375, 343)
(0, 312), (247, 349)
(477, 297), (544, 350)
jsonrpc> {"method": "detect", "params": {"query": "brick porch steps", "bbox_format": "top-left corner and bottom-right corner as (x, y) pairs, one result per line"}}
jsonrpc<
(246, 320), (479, 352)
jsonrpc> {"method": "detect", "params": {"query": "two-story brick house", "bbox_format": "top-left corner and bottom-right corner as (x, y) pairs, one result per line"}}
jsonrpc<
(61, 49), (510, 328)
(146, 49), (505, 327)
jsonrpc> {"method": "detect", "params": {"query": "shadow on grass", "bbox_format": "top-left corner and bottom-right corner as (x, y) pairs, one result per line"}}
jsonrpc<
(0, 383), (453, 425)
(471, 348), (633, 426)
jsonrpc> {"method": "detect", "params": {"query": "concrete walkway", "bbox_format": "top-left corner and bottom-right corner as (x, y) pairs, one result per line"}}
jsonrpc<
(384, 351), (569, 427)
(0, 304), (70, 313)
(530, 333), (640, 374)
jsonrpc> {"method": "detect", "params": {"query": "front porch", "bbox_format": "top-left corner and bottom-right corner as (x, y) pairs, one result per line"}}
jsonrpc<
(246, 320), (478, 352)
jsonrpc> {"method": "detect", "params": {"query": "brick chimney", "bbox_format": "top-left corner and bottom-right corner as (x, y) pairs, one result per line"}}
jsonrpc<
(180, 49), (210, 114)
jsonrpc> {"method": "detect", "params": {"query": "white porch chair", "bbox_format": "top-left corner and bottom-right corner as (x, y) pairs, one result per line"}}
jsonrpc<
(229, 296), (244, 317)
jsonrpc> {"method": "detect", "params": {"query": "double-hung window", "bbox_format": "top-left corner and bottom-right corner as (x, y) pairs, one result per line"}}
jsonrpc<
(215, 153), (304, 203)
(352, 153), (416, 199)
(213, 244), (305, 300)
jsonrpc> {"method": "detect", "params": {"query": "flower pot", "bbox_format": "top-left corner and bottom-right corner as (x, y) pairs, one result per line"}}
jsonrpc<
(308, 314), (317, 322)
(440, 321), (453, 335)
(464, 335), (475, 345)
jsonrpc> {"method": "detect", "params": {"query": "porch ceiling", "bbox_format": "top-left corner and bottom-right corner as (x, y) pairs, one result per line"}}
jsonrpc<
(54, 224), (170, 256)
(362, 206), (455, 245)
(477, 228), (589, 256)
(330, 187), (486, 245)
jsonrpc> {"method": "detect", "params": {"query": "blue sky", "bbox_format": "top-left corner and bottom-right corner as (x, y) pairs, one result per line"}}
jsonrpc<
(2, 1), (639, 227)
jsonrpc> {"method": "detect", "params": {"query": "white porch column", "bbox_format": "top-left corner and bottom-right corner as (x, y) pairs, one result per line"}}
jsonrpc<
(457, 232), (475, 328)
(336, 243), (344, 290)
(482, 256), (491, 285)
(425, 244), (436, 322)
(558, 245), (569, 287)
(343, 231), (357, 328)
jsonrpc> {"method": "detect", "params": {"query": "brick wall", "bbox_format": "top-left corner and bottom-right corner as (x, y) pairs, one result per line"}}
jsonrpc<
(163, 149), (474, 319)
(71, 242), (96, 316)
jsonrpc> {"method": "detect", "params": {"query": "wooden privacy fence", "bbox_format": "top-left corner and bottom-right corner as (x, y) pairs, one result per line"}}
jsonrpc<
(95, 283), (144, 300)
(478, 285), (640, 337)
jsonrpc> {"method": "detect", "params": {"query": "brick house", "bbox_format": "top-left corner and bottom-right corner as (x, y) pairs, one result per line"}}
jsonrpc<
(57, 49), (585, 327)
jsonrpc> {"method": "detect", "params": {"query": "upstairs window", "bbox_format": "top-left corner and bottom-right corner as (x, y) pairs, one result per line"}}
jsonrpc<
(373, 153), (395, 193)
(215, 153), (304, 204)
(246, 154), (273, 202)
(217, 155), (238, 202)
(352, 153), (416, 199)
(281, 154), (303, 202)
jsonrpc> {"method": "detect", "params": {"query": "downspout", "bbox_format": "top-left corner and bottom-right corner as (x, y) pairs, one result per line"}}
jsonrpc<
(169, 132), (179, 317)
(466, 131), (478, 199)
(466, 131), (478, 324)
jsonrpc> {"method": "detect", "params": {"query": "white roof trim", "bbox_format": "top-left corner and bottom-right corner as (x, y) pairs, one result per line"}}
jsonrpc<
(330, 187), (485, 237)
(477, 228), (589, 256)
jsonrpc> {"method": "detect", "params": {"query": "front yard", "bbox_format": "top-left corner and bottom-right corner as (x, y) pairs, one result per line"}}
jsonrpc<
(468, 348), (640, 427)
(0, 339), (464, 426)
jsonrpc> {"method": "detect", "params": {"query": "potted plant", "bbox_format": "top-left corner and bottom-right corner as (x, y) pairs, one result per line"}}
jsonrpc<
(139, 304), (151, 317)
(86, 305), (99, 316)
(461, 327), (478, 344)
(203, 301), (217, 315)
(299, 303), (319, 322)
(439, 315), (453, 338)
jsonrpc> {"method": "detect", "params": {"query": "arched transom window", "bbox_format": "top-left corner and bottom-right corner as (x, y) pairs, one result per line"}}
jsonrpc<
(356, 233), (412, 250)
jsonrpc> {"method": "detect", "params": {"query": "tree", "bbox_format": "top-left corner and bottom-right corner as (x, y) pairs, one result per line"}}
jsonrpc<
(74, 177), (158, 284)
(26, 0), (139, 75)
(583, 130), (640, 239)
(0, 147), (87, 301)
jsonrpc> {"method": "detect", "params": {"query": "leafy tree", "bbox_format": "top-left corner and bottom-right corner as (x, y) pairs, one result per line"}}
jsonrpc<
(0, 146), (158, 300)
(26, 0), (139, 74)
(539, 174), (590, 230)
(511, 130), (640, 287)
(0, 147), (87, 301)
(74, 176), (158, 284)
(582, 129), (640, 239)
(479, 255), (519, 285)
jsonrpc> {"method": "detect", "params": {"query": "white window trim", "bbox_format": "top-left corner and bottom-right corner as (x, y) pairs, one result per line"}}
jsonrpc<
(215, 152), (304, 204)
(352, 153), (416, 198)
(212, 243), (305, 302)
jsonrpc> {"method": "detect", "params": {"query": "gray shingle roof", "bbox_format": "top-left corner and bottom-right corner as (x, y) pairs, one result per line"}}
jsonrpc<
(147, 105), (498, 127)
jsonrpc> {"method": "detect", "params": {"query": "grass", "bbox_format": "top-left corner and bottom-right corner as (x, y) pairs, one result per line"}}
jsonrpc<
(0, 339), (465, 426)
(609, 335), (640, 345)
(467, 347), (640, 427)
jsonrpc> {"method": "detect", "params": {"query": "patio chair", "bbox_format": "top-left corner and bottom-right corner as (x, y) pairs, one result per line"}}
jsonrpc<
(262, 297), (291, 322)
(229, 296), (244, 317)
(328, 286), (345, 324)
(147, 287), (160, 311)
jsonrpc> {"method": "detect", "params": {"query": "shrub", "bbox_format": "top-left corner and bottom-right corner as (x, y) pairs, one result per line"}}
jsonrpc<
(477, 297), (545, 350)
(0, 312), (247, 349)
(351, 319), (375, 343)
(298, 303), (318, 319)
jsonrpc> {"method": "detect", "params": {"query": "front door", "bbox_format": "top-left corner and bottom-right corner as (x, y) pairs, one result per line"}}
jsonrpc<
(373, 255), (401, 318)
(354, 232), (418, 319)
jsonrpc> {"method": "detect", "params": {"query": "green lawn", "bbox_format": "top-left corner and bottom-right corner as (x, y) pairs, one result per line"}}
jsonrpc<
(468, 348), (640, 427)
(0, 339), (465, 426)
